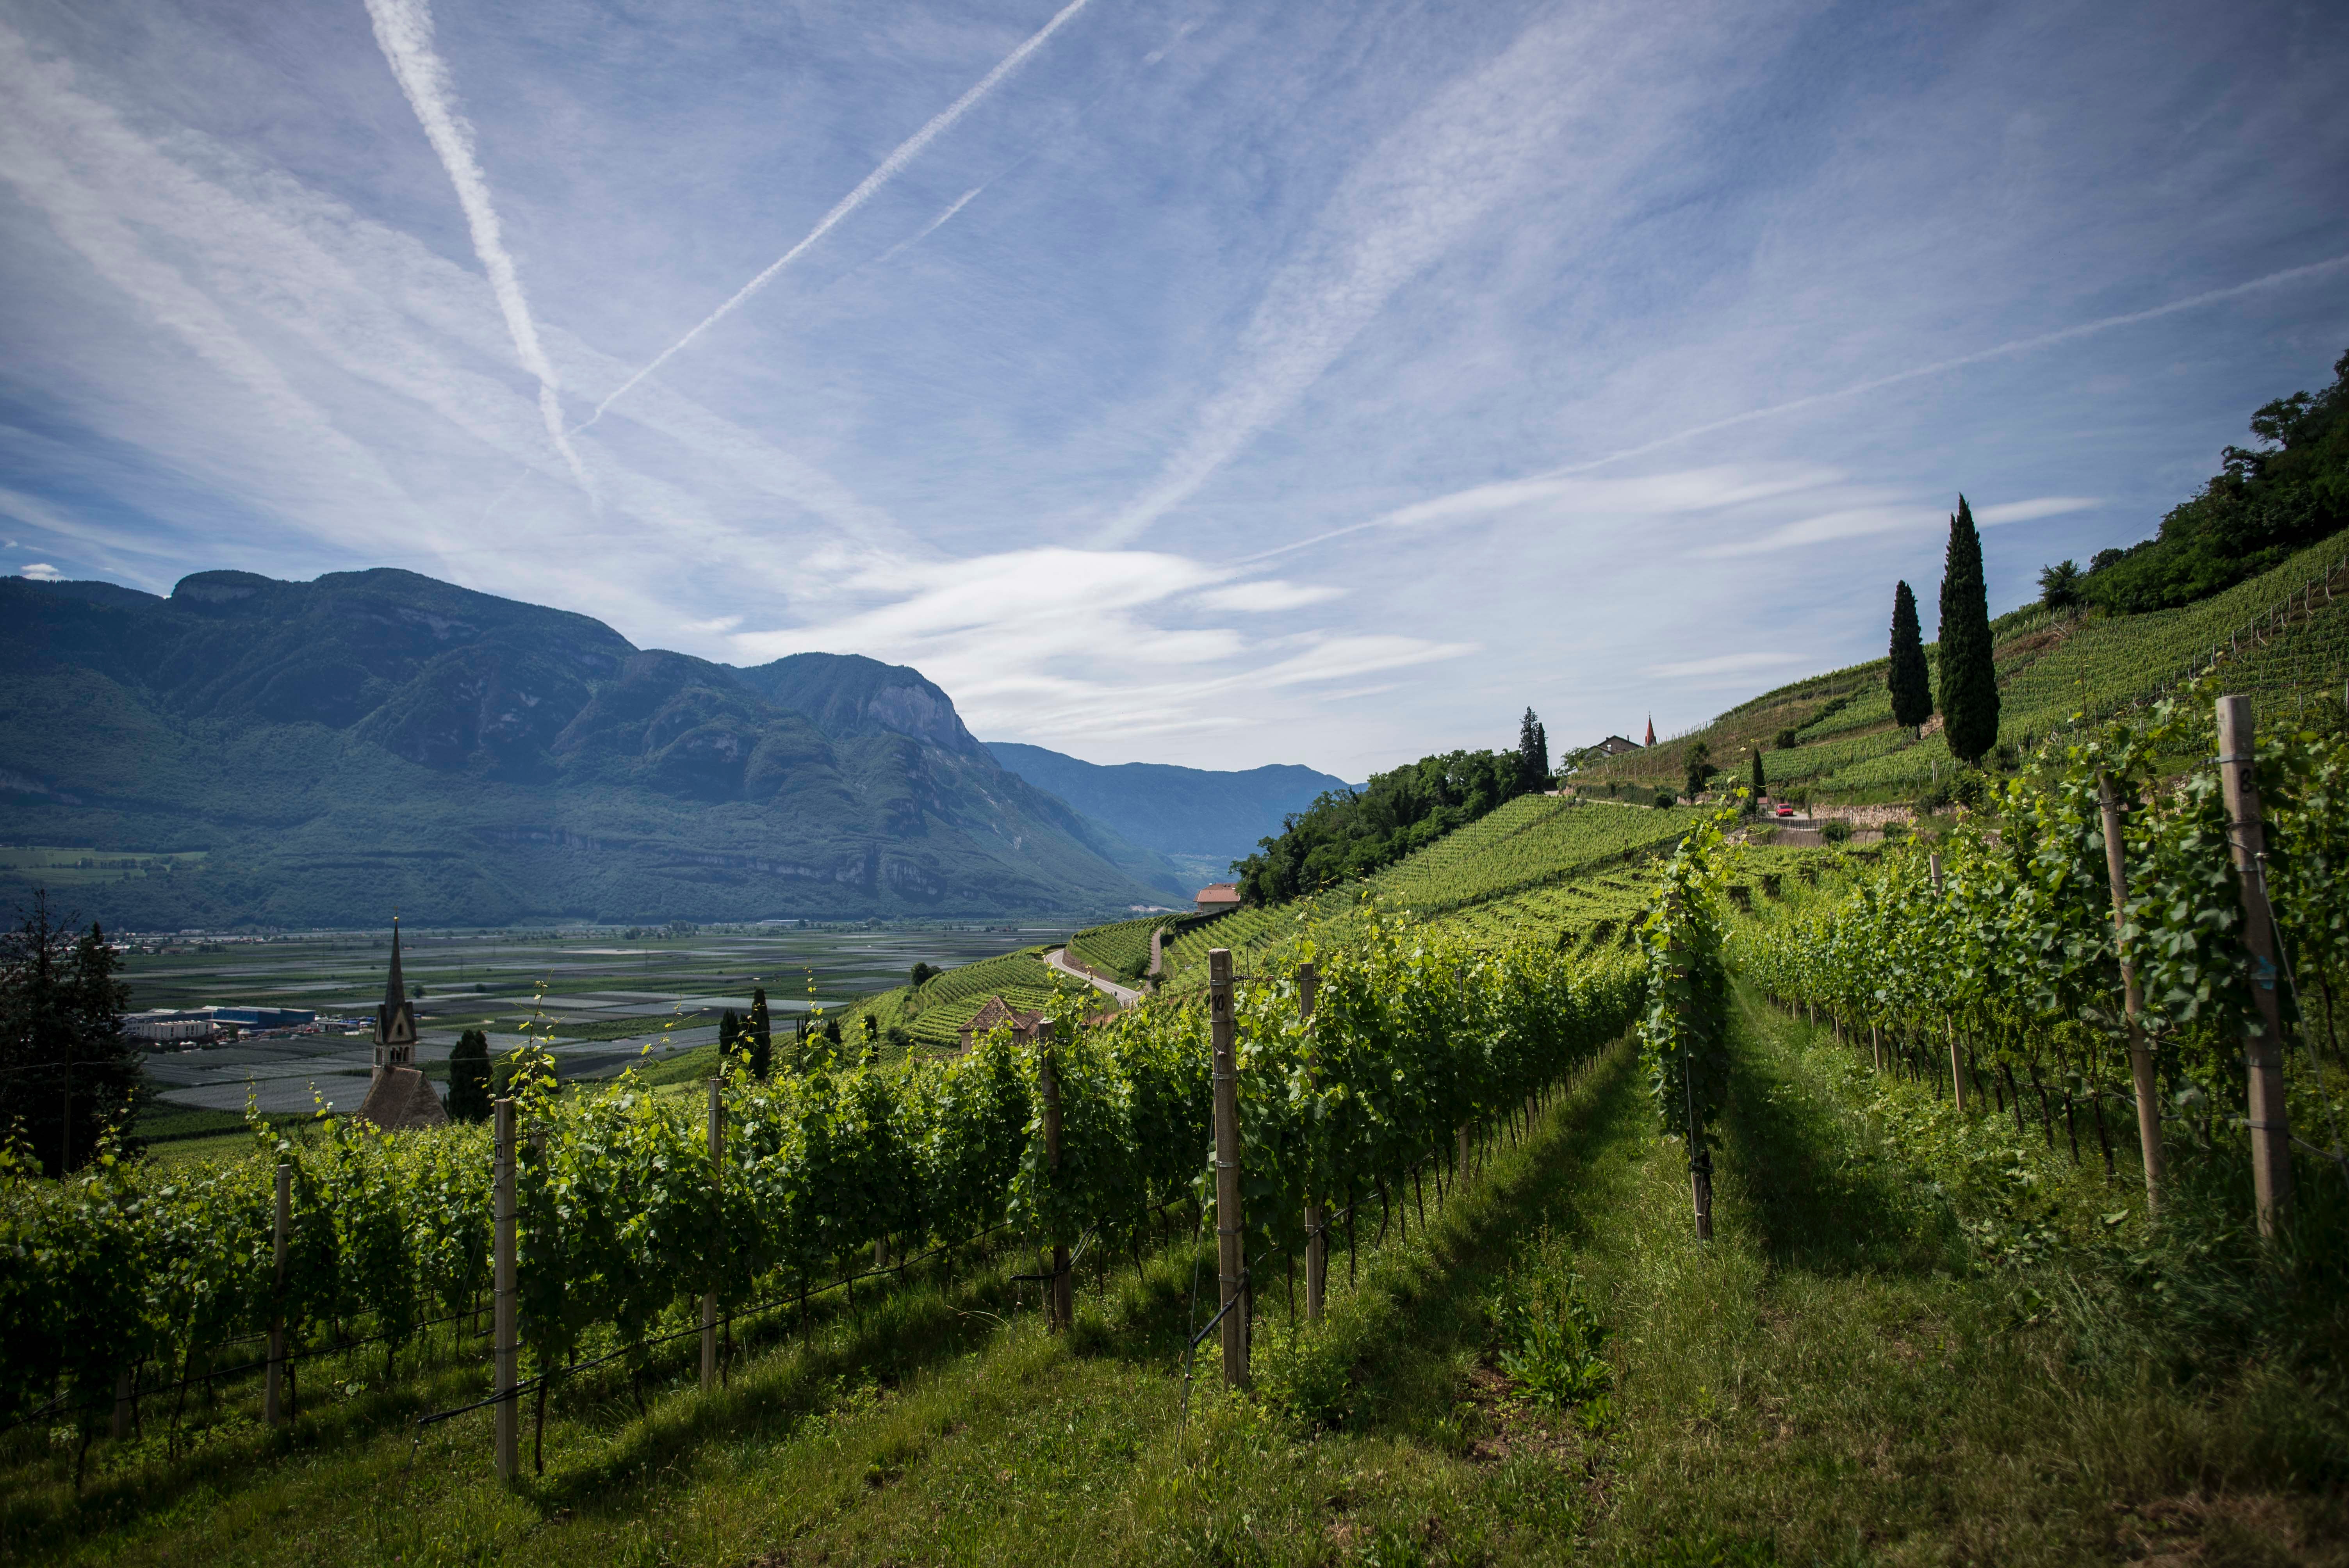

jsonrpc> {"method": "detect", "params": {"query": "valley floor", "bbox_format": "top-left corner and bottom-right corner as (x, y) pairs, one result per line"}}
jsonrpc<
(11, 993), (2342, 1565)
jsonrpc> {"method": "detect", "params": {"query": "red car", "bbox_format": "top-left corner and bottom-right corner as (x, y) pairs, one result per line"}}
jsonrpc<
(1775, 806), (1796, 818)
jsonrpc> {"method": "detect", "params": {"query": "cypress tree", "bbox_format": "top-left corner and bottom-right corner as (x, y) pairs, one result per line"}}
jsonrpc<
(1516, 707), (1550, 795)
(1887, 580), (1933, 734)
(747, 989), (773, 1079)
(448, 1028), (492, 1122)
(1936, 497), (2001, 764)
(717, 1007), (740, 1064)
(1748, 746), (1767, 808)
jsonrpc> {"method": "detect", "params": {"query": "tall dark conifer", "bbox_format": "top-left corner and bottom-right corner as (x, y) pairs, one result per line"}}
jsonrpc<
(1887, 580), (1933, 734)
(1748, 746), (1767, 808)
(1936, 497), (2001, 764)
(0, 893), (141, 1174)
(747, 989), (773, 1079)
(1516, 707), (1550, 795)
(448, 1028), (492, 1122)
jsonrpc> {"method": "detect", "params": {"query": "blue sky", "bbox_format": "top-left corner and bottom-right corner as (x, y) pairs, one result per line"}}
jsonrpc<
(1, 0), (2344, 775)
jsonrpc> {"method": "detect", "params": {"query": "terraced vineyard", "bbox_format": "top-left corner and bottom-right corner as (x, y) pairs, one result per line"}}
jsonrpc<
(1151, 795), (1704, 989)
(1065, 914), (1174, 981)
(845, 947), (1076, 1050)
(1577, 534), (2349, 804)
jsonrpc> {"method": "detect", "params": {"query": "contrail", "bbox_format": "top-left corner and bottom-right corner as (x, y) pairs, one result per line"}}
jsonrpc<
(1233, 251), (2349, 566)
(364, 0), (597, 505)
(874, 185), (986, 267)
(582, 0), (1097, 428)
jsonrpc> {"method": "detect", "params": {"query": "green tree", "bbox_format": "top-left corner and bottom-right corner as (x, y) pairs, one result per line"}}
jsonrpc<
(447, 1028), (492, 1122)
(1936, 498), (2000, 764)
(1747, 747), (1767, 811)
(747, 989), (773, 1079)
(1887, 579), (1933, 734)
(909, 962), (937, 990)
(1516, 707), (1550, 794)
(2037, 559), (2083, 609)
(717, 1007), (741, 1066)
(1683, 741), (1718, 802)
(0, 893), (141, 1175)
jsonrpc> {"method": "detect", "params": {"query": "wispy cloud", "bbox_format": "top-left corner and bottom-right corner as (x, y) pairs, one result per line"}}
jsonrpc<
(585, 0), (1098, 428)
(363, 0), (595, 504)
(18, 562), (62, 582)
(1647, 651), (1808, 679)
(1099, 5), (1763, 546)
(1700, 494), (2100, 557)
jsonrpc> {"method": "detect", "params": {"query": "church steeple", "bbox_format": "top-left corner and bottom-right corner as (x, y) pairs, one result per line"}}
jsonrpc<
(1644, 714), (1656, 747)
(383, 918), (405, 1012)
(374, 919), (418, 1077)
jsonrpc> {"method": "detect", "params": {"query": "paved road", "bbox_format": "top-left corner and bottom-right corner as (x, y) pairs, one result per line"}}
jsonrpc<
(1044, 948), (1142, 1008)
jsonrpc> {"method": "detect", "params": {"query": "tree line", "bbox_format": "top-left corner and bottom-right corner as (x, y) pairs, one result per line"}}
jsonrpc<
(2037, 347), (2349, 614)
(1232, 709), (1551, 904)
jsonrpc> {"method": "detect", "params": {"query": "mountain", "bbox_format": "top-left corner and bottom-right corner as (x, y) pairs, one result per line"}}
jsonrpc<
(983, 743), (1348, 888)
(0, 569), (1182, 928)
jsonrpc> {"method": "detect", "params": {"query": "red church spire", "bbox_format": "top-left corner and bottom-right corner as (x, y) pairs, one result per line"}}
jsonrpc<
(1643, 715), (1656, 747)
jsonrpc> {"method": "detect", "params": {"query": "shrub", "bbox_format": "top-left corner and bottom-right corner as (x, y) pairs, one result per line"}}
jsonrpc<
(1488, 1265), (1610, 1425)
(1820, 818), (1853, 845)
(1652, 791), (1676, 810)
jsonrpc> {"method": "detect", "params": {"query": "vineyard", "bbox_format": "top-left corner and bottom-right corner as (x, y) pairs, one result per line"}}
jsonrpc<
(1577, 533), (2349, 804)
(845, 946), (1069, 1049)
(9, 628), (2349, 1566)
(1153, 796), (1704, 991)
(1066, 915), (1177, 982)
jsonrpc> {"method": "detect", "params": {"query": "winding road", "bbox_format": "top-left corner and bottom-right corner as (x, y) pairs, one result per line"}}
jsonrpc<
(1044, 947), (1143, 1008)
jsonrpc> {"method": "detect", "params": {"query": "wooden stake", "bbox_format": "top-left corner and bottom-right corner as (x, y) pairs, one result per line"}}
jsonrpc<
(1298, 961), (1324, 1324)
(1040, 1034), (1072, 1332)
(265, 1162), (289, 1425)
(2097, 770), (2165, 1213)
(1947, 1019), (1969, 1115)
(1209, 948), (1248, 1388)
(702, 1077), (722, 1390)
(2216, 696), (2296, 1237)
(494, 1098), (519, 1479)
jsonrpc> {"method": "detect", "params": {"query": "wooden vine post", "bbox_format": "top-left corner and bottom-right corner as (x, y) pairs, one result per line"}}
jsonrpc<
(1208, 947), (1248, 1388)
(493, 1097), (519, 1479)
(2096, 770), (2165, 1212)
(1930, 853), (1968, 1114)
(1040, 1031), (1073, 1332)
(702, 1077), (723, 1389)
(1298, 960), (1324, 1324)
(2215, 696), (2295, 1237)
(264, 1161), (289, 1425)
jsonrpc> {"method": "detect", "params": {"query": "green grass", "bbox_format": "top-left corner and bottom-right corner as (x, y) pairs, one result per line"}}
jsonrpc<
(21, 977), (2340, 1564)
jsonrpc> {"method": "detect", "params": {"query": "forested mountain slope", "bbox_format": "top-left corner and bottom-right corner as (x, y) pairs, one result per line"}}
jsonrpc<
(984, 742), (1345, 884)
(0, 570), (1178, 927)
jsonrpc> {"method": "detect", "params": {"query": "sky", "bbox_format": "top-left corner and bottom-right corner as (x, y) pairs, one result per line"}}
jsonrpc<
(1, 0), (2344, 777)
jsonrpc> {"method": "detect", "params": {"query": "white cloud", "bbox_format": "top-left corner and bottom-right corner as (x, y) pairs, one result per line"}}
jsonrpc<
(1193, 579), (1344, 612)
(1646, 651), (1809, 679)
(1100, 4), (1757, 544)
(1977, 496), (2100, 526)
(20, 562), (63, 581)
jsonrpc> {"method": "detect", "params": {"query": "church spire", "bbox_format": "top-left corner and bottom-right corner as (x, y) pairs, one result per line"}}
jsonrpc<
(1644, 714), (1656, 747)
(383, 917), (405, 1012)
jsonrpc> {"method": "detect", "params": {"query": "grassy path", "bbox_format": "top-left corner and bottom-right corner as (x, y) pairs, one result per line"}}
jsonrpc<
(14, 994), (2341, 1565)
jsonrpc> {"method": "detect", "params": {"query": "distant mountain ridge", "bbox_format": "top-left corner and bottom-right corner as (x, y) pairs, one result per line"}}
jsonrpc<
(984, 743), (1348, 886)
(0, 568), (1189, 927)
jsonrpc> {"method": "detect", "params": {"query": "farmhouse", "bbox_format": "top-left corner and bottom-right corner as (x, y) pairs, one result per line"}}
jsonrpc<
(1194, 882), (1242, 913)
